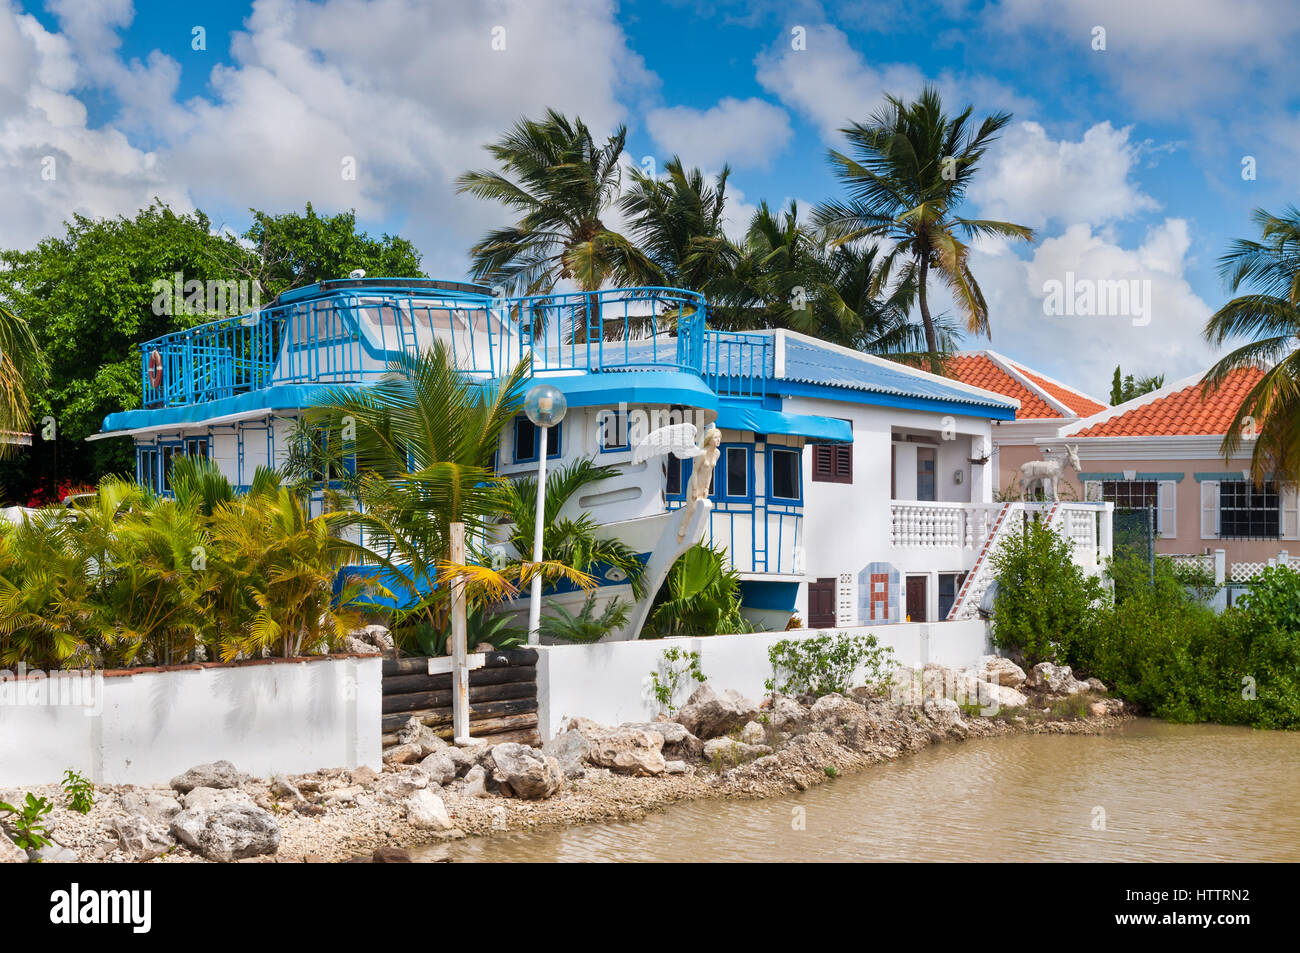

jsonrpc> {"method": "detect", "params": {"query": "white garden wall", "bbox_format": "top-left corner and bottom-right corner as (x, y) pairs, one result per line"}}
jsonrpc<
(0, 655), (382, 787)
(534, 619), (990, 739)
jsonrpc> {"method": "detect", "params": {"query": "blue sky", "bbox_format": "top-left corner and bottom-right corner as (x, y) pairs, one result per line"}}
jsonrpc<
(4, 0), (1298, 398)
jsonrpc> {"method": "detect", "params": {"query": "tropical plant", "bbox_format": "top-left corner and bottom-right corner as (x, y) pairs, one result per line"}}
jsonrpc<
(395, 605), (527, 657)
(990, 519), (1105, 665)
(765, 632), (897, 697)
(0, 793), (52, 852)
(61, 769), (94, 815)
(642, 543), (746, 638)
(1109, 365), (1165, 405)
(1203, 206), (1300, 482)
(815, 86), (1034, 368)
(0, 304), (43, 456)
(498, 456), (645, 596)
(537, 593), (631, 644)
(649, 646), (707, 715)
(457, 109), (654, 295)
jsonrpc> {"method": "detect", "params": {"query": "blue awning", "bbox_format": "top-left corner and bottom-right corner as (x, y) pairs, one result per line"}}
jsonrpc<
(715, 402), (853, 442)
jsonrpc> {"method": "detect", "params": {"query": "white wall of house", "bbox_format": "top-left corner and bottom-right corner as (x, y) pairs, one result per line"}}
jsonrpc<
(534, 619), (991, 739)
(0, 655), (382, 787)
(781, 395), (995, 626)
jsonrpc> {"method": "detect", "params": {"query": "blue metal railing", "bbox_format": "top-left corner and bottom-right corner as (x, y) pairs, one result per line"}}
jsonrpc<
(138, 284), (722, 409)
(703, 330), (771, 399)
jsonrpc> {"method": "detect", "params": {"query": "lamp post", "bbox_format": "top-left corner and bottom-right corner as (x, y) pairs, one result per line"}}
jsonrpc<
(524, 383), (567, 645)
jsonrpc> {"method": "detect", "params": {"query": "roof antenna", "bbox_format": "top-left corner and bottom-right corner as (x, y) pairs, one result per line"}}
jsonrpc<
(348, 268), (366, 279)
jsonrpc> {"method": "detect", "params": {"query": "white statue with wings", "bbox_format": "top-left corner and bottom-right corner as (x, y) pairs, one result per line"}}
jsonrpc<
(633, 422), (722, 539)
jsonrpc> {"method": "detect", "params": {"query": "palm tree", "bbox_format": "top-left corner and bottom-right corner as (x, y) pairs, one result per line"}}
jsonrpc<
(0, 304), (43, 455)
(620, 156), (736, 292)
(457, 109), (654, 295)
(814, 86), (1034, 368)
(1203, 206), (1300, 481)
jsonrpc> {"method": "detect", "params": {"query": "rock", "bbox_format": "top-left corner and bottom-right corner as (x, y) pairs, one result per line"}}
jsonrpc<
(377, 767), (431, 798)
(978, 655), (1028, 688)
(169, 760), (248, 793)
(181, 786), (256, 812)
(977, 681), (1029, 710)
(371, 846), (411, 863)
(676, 684), (760, 739)
(295, 778), (324, 794)
(170, 806), (281, 862)
(110, 814), (173, 862)
(763, 694), (806, 731)
(586, 727), (666, 776)
(28, 840), (79, 863)
(1089, 701), (1108, 717)
(1025, 662), (1089, 696)
(806, 693), (879, 752)
(1086, 677), (1109, 694)
(383, 743), (423, 765)
(541, 730), (590, 780)
(350, 765), (381, 787)
(324, 785), (364, 804)
(344, 635), (377, 655)
(405, 789), (454, 830)
(120, 791), (182, 823)
(703, 737), (772, 766)
(664, 760), (688, 775)
(462, 765), (489, 798)
(490, 743), (565, 800)
(446, 744), (493, 777)
(0, 831), (27, 863)
(397, 717), (450, 757)
(418, 752), (457, 786)
(269, 779), (301, 800)
(473, 642), (495, 653)
(621, 721), (690, 744)
(738, 720), (766, 745)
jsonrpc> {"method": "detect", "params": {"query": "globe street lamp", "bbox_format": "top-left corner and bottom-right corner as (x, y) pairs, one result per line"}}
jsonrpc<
(523, 383), (567, 645)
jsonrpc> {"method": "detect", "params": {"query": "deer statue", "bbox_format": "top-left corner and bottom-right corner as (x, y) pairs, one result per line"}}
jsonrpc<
(1018, 444), (1081, 502)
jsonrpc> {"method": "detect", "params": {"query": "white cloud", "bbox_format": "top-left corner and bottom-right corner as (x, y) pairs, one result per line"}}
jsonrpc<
(754, 23), (1033, 144)
(955, 220), (1217, 390)
(970, 121), (1160, 230)
(989, 0), (1300, 115)
(646, 97), (792, 170)
(0, 0), (657, 277)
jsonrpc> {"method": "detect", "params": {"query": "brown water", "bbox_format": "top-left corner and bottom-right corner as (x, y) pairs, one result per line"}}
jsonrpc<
(431, 720), (1300, 862)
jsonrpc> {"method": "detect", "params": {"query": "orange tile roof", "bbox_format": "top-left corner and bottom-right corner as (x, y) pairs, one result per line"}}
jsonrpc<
(945, 354), (1060, 419)
(1010, 364), (1108, 418)
(1072, 367), (1265, 438)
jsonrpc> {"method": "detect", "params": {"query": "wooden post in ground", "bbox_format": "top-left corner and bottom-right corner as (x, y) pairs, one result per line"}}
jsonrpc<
(449, 521), (471, 744)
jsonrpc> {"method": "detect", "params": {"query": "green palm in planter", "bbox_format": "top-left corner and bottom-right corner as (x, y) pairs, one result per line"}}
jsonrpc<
(642, 543), (747, 639)
(538, 593), (631, 644)
(0, 304), (44, 457)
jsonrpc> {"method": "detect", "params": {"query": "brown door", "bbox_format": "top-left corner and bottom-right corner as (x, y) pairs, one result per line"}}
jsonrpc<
(905, 576), (927, 622)
(808, 578), (837, 628)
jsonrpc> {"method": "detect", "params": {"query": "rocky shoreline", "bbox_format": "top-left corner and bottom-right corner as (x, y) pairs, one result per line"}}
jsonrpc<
(1, 659), (1131, 863)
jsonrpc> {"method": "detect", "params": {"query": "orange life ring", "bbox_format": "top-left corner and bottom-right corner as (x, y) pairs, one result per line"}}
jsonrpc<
(147, 349), (164, 389)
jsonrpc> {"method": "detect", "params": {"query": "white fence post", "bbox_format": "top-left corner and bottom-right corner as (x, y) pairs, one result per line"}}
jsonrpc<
(1214, 549), (1226, 586)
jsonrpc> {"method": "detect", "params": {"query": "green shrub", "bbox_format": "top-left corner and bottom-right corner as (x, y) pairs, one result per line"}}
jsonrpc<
(538, 594), (630, 644)
(990, 519), (1105, 664)
(61, 769), (94, 815)
(765, 631), (896, 697)
(0, 793), (53, 852)
(642, 544), (747, 638)
(650, 647), (707, 715)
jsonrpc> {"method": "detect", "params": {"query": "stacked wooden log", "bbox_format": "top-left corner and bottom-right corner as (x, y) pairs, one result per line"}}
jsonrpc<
(380, 649), (539, 747)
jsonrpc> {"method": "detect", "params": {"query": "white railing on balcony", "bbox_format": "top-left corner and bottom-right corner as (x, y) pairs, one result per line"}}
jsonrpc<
(889, 501), (1003, 549)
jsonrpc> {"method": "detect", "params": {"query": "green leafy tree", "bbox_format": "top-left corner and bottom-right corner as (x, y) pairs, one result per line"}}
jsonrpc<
(1203, 206), (1300, 482)
(237, 203), (424, 298)
(815, 86), (1034, 368)
(0, 304), (44, 457)
(990, 519), (1104, 665)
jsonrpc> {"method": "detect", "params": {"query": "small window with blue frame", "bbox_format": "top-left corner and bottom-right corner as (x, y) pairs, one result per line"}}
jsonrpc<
(721, 445), (751, 500)
(598, 410), (629, 452)
(666, 455), (716, 500)
(513, 416), (562, 464)
(768, 446), (802, 502)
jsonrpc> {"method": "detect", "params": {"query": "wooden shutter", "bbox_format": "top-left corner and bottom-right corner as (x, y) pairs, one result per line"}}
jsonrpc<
(812, 444), (833, 481)
(1200, 480), (1219, 539)
(1284, 485), (1299, 540)
(834, 444), (852, 483)
(1158, 481), (1177, 539)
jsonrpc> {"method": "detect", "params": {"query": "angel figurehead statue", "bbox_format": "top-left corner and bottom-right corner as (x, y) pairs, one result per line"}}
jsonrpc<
(633, 422), (723, 540)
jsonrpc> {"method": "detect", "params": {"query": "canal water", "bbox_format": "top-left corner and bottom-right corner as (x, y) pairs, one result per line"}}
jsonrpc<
(429, 720), (1300, 862)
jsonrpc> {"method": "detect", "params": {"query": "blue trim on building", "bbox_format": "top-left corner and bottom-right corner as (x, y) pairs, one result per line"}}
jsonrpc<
(718, 442), (754, 502)
(531, 369), (718, 412)
(102, 383), (333, 433)
(1194, 471), (1250, 482)
(715, 401), (853, 442)
(770, 379), (1018, 421)
(1137, 472), (1185, 482)
(738, 580), (799, 612)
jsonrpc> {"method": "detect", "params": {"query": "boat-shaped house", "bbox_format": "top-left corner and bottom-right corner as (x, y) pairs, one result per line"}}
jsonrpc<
(95, 278), (1112, 638)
